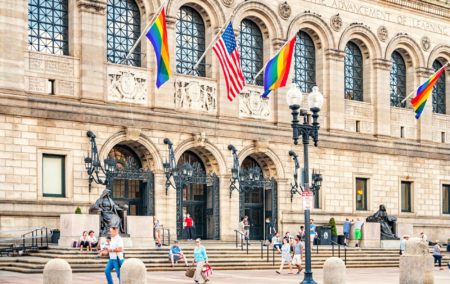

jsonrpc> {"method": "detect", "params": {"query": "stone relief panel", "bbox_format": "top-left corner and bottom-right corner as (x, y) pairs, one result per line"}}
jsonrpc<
(330, 14), (342, 32)
(377, 26), (389, 42)
(239, 86), (271, 120)
(174, 76), (217, 113)
(344, 100), (374, 133)
(25, 51), (78, 96)
(107, 65), (148, 105)
(278, 1), (291, 20)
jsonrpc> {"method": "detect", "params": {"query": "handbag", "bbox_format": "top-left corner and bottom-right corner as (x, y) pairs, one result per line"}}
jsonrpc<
(201, 263), (213, 278)
(185, 266), (195, 278)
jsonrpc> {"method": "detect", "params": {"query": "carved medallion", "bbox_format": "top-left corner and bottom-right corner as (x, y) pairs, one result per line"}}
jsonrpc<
(377, 26), (388, 42)
(239, 87), (271, 119)
(174, 77), (217, 112)
(221, 0), (234, 7)
(330, 14), (342, 32)
(108, 68), (148, 105)
(278, 1), (291, 20)
(421, 36), (431, 51)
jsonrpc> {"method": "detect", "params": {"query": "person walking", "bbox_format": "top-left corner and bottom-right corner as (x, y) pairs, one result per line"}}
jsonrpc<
(353, 217), (364, 247)
(154, 216), (162, 247)
(104, 226), (124, 284)
(343, 218), (352, 246)
(193, 238), (209, 284)
(276, 238), (293, 274)
(309, 219), (317, 248)
(399, 235), (409, 255)
(184, 213), (194, 240)
(292, 236), (304, 275)
(298, 226), (305, 241)
(432, 240), (444, 270)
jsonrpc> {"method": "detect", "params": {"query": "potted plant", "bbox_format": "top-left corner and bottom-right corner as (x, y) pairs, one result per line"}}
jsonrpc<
(51, 229), (60, 244)
(75, 207), (82, 214)
(329, 218), (338, 243)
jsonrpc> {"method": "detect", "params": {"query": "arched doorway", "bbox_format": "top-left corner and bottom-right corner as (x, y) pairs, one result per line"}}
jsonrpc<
(239, 156), (277, 240)
(107, 144), (154, 216)
(176, 151), (220, 240)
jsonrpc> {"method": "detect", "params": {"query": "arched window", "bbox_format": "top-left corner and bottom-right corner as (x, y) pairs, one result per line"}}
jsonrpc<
(432, 60), (446, 114)
(390, 51), (407, 108)
(176, 6), (206, 77)
(28, 0), (69, 55)
(239, 19), (263, 86)
(344, 41), (363, 101)
(107, 0), (141, 66)
(294, 32), (316, 93)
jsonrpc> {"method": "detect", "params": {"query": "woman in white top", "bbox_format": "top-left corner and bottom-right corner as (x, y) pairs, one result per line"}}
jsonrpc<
(276, 238), (293, 274)
(88, 230), (99, 251)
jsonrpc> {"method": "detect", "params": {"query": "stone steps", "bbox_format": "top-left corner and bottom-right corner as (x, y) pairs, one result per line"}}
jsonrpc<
(1, 246), (446, 274)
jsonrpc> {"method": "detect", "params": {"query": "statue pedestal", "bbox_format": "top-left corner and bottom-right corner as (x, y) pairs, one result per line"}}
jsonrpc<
(127, 216), (155, 247)
(59, 214), (99, 247)
(350, 222), (381, 248)
(381, 240), (401, 248)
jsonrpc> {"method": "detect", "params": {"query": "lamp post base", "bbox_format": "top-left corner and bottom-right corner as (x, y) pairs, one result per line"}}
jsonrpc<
(301, 272), (317, 284)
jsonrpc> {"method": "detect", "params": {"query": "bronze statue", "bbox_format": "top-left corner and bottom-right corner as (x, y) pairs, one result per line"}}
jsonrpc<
(366, 204), (399, 240)
(90, 189), (127, 235)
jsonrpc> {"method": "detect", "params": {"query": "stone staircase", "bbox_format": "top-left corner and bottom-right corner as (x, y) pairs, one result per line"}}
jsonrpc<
(0, 241), (447, 273)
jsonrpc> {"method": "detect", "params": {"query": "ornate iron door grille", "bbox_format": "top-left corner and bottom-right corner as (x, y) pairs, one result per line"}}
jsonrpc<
(107, 167), (155, 216)
(176, 165), (220, 240)
(239, 178), (278, 240)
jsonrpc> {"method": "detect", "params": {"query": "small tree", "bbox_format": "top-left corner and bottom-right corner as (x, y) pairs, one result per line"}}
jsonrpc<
(329, 217), (337, 237)
(75, 207), (82, 214)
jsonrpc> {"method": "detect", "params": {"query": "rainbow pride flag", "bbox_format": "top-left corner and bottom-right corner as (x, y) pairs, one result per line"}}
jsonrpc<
(411, 64), (447, 119)
(262, 36), (296, 97)
(146, 7), (170, 88)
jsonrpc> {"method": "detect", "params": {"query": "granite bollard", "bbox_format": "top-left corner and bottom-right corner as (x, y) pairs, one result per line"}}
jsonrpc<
(43, 259), (72, 284)
(399, 237), (434, 284)
(121, 258), (147, 284)
(323, 257), (346, 284)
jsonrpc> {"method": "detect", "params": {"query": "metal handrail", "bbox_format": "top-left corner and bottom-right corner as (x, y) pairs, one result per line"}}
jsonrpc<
(330, 240), (347, 264)
(1, 227), (49, 257)
(161, 227), (171, 247)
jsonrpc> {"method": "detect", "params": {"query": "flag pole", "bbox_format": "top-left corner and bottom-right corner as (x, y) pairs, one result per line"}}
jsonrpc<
(119, 0), (169, 65)
(190, 13), (235, 75)
(400, 62), (449, 104)
(250, 35), (296, 85)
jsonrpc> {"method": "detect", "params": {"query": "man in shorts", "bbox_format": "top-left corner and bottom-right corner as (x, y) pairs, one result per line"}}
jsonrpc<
(353, 217), (364, 247)
(343, 218), (352, 246)
(169, 240), (188, 267)
(292, 236), (304, 274)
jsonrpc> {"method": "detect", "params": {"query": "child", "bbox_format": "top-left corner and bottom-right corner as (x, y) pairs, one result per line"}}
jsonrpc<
(97, 236), (111, 258)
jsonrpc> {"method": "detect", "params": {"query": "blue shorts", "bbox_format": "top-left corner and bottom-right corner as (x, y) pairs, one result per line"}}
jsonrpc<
(344, 232), (349, 239)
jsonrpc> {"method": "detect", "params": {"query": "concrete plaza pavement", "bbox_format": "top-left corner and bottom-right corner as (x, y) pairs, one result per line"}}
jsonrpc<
(1, 267), (450, 284)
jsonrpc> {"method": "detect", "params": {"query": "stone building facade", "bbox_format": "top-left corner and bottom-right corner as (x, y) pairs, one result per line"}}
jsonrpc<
(1, 0), (450, 241)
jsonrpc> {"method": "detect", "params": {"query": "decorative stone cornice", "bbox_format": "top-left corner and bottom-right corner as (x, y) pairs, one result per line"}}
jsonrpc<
(325, 49), (345, 61)
(416, 67), (434, 78)
(77, 0), (107, 15)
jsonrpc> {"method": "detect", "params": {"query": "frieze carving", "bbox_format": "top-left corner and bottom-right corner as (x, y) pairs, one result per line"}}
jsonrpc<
(377, 26), (389, 42)
(330, 14), (342, 32)
(239, 87), (271, 119)
(278, 1), (291, 20)
(421, 36), (431, 51)
(28, 52), (75, 76)
(174, 77), (217, 113)
(221, 0), (234, 7)
(107, 67), (148, 105)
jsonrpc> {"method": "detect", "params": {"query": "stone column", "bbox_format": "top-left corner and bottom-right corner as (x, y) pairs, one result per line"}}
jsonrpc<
(76, 0), (107, 103)
(325, 49), (345, 132)
(399, 238), (434, 284)
(416, 68), (434, 143)
(372, 59), (392, 137)
(220, 174), (239, 241)
(121, 258), (147, 284)
(0, 0), (26, 92)
(323, 257), (346, 284)
(43, 259), (72, 284)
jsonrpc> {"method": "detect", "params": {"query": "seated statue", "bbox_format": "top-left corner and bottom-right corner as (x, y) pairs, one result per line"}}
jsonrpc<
(90, 189), (127, 236)
(366, 204), (399, 240)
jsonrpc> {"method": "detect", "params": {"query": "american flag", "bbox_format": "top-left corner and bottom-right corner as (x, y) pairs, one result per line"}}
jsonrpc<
(212, 22), (245, 102)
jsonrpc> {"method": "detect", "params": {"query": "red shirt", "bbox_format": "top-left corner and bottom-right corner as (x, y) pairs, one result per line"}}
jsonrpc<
(184, 217), (193, 227)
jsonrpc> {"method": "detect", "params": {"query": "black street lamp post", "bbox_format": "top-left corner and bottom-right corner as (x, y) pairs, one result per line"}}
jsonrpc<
(162, 138), (194, 194)
(286, 84), (324, 284)
(84, 130), (117, 192)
